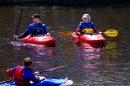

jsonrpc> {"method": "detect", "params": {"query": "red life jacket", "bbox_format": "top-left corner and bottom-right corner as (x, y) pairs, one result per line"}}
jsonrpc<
(13, 66), (32, 84)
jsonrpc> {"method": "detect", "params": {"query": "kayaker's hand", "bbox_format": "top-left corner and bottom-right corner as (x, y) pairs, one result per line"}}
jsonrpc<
(98, 32), (102, 34)
(75, 32), (81, 36)
(47, 33), (50, 36)
(34, 71), (40, 76)
(14, 35), (19, 39)
(10, 77), (13, 81)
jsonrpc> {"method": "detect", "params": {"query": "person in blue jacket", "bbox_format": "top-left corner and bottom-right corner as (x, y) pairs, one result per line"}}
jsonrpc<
(14, 14), (50, 39)
(75, 13), (100, 35)
(6, 57), (41, 85)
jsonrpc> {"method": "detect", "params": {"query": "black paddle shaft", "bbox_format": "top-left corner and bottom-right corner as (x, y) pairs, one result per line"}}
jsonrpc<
(39, 65), (68, 74)
(14, 0), (24, 42)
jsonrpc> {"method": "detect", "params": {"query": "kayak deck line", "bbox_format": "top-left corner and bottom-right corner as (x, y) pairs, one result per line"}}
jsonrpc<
(0, 77), (74, 86)
(72, 33), (106, 44)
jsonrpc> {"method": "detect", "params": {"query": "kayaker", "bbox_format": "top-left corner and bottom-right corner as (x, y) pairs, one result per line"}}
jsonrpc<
(75, 13), (99, 36)
(14, 14), (50, 39)
(6, 57), (42, 85)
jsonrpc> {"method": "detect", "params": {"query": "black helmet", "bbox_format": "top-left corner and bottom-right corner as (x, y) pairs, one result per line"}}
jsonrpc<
(31, 14), (40, 18)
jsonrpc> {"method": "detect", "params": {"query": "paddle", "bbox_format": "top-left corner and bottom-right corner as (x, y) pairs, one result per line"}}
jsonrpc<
(14, 0), (24, 42)
(59, 29), (118, 37)
(39, 65), (68, 74)
(103, 29), (118, 37)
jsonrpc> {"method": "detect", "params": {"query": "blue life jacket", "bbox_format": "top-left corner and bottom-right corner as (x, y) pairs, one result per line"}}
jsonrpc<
(80, 22), (94, 33)
(31, 23), (45, 36)
(81, 22), (93, 29)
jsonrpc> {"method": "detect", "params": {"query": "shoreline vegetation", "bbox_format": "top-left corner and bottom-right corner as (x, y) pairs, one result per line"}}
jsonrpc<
(0, 0), (130, 6)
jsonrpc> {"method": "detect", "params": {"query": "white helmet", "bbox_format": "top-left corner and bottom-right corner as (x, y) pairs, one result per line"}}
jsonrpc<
(82, 14), (91, 21)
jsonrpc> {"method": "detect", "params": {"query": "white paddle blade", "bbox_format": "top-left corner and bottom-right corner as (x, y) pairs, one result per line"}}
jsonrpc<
(60, 80), (74, 86)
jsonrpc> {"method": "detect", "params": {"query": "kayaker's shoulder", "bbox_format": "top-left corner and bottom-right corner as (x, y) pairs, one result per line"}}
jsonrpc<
(28, 23), (35, 27)
(80, 22), (83, 24)
(41, 23), (47, 27)
(78, 22), (83, 26)
(28, 23), (46, 27)
(90, 21), (94, 24)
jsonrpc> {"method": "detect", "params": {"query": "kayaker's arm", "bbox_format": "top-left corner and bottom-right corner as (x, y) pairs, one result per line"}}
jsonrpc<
(6, 67), (16, 77)
(75, 23), (83, 36)
(23, 70), (42, 83)
(75, 28), (81, 36)
(90, 22), (95, 29)
(89, 22), (98, 33)
(89, 22), (100, 33)
(33, 76), (42, 82)
(76, 28), (81, 32)
(42, 24), (48, 34)
(93, 28), (99, 33)
(18, 24), (34, 39)
(6, 69), (14, 77)
(18, 30), (30, 39)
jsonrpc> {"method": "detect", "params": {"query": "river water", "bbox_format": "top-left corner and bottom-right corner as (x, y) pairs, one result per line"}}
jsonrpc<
(0, 3), (130, 86)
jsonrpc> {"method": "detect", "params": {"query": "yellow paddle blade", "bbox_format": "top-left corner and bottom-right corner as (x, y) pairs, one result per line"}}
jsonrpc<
(104, 29), (118, 37)
(59, 32), (73, 37)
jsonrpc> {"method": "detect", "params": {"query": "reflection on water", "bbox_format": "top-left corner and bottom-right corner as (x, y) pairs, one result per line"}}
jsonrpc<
(71, 41), (123, 85)
(74, 42), (105, 60)
(11, 41), (56, 57)
(104, 41), (117, 62)
(0, 3), (130, 85)
(25, 45), (56, 57)
(71, 42), (105, 85)
(106, 41), (117, 50)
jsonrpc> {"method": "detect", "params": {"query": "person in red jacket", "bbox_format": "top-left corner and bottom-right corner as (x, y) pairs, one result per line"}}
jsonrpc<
(75, 13), (99, 36)
(6, 57), (41, 85)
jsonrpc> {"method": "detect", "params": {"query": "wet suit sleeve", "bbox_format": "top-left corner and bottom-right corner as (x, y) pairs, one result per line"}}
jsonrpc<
(90, 22), (98, 33)
(23, 70), (41, 83)
(6, 67), (16, 77)
(42, 24), (48, 34)
(18, 24), (34, 39)
(76, 24), (83, 32)
(90, 22), (95, 29)
(12, 67), (16, 72)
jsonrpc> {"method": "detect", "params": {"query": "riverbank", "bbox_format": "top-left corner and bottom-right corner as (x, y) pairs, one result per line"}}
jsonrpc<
(0, 0), (130, 6)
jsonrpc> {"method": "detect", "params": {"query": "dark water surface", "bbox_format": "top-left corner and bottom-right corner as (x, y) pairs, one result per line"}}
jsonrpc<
(0, 3), (130, 86)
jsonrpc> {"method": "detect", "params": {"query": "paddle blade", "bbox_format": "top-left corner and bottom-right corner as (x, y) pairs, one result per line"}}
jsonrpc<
(104, 29), (118, 37)
(59, 32), (73, 37)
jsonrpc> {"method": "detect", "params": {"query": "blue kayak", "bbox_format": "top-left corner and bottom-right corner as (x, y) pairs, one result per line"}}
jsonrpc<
(0, 77), (69, 86)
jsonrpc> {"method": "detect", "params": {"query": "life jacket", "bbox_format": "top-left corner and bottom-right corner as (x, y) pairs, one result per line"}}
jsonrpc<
(82, 28), (93, 33)
(13, 66), (32, 84)
(31, 23), (45, 36)
(80, 22), (94, 33)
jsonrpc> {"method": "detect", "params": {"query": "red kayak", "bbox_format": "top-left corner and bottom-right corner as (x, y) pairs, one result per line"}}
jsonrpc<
(22, 35), (56, 46)
(72, 32), (106, 44)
